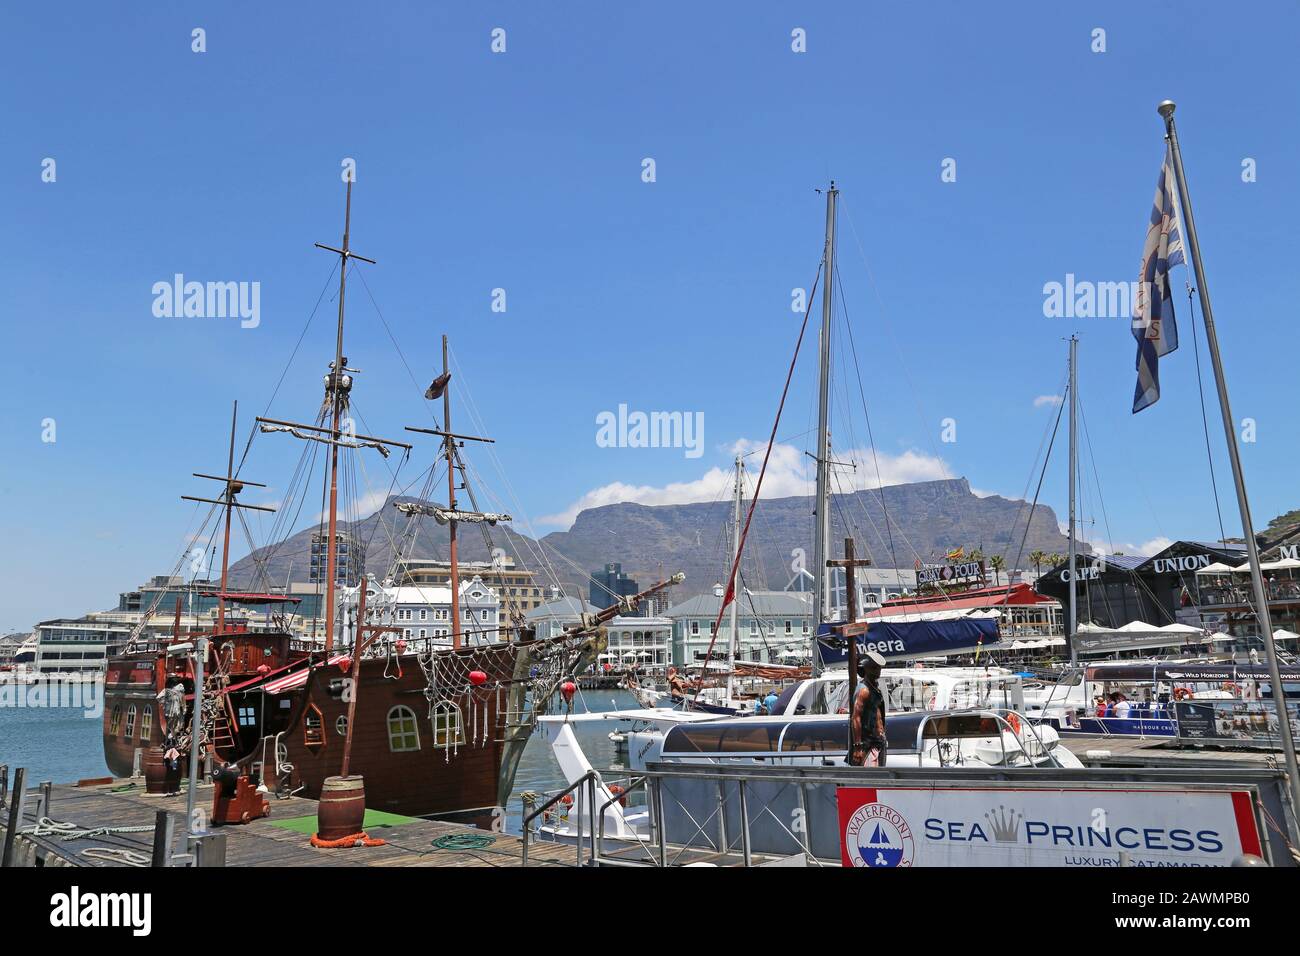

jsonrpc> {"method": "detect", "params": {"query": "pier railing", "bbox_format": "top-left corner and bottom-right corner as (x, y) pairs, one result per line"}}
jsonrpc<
(566, 762), (1299, 868)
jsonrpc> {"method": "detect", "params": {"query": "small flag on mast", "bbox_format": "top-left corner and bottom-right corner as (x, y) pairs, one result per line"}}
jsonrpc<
(1132, 147), (1186, 412)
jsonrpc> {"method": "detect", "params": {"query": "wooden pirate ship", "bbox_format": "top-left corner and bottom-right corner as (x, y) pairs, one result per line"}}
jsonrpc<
(102, 181), (683, 823)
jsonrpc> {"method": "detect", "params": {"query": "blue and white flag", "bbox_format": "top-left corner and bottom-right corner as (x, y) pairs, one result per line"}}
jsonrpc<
(1132, 148), (1186, 412)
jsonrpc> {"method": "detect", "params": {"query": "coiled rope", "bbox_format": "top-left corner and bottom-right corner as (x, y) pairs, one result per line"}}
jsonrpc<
(430, 833), (495, 851)
(80, 847), (151, 867)
(22, 817), (155, 841)
(310, 831), (386, 848)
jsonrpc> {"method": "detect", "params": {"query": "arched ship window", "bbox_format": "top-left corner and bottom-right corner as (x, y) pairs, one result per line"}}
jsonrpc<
(387, 705), (421, 752)
(432, 701), (464, 749)
(304, 704), (325, 747)
(125, 704), (137, 739)
(109, 704), (123, 735)
(140, 705), (153, 740)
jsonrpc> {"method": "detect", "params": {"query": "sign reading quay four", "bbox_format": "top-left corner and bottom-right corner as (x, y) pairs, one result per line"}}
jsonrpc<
(917, 560), (985, 587)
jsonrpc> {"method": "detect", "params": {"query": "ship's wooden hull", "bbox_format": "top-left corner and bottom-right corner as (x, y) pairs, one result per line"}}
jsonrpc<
(277, 647), (517, 820)
(103, 682), (164, 777)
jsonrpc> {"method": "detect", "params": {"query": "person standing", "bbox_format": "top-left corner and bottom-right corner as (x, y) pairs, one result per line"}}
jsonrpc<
(848, 651), (888, 767)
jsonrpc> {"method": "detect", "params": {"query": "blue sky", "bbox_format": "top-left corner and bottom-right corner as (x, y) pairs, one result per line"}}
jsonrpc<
(3, 2), (1298, 632)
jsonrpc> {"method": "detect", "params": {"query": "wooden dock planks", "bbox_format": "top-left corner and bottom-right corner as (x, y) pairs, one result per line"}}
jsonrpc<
(0, 777), (578, 868)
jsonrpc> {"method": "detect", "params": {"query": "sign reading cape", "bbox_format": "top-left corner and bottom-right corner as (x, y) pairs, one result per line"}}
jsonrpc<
(837, 786), (1264, 868)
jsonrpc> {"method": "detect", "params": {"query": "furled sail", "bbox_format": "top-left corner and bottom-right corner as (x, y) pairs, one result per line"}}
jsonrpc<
(392, 500), (511, 526)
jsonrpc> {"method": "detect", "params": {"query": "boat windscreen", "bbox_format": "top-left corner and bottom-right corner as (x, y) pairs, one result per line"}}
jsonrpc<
(663, 721), (787, 754)
(779, 720), (848, 752)
(884, 712), (1004, 750)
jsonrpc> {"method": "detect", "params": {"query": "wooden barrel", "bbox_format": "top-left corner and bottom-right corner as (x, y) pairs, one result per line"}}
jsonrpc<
(316, 775), (366, 840)
(143, 746), (181, 795)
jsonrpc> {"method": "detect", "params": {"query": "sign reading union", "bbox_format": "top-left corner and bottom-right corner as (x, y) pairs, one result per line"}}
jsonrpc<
(1152, 554), (1213, 574)
(837, 786), (1263, 867)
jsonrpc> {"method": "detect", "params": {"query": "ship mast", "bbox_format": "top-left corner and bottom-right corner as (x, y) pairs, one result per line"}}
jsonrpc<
(256, 181), (409, 653)
(1067, 334), (1078, 663)
(181, 400), (274, 636)
(726, 455), (744, 701)
(811, 182), (838, 676)
(320, 179), (369, 653)
(402, 342), (509, 649)
(442, 337), (461, 646)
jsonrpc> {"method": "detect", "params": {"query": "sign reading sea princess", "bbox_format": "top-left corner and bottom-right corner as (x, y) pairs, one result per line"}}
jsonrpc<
(837, 787), (1264, 868)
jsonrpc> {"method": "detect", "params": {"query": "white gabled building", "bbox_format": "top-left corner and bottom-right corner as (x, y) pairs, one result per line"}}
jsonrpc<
(524, 596), (672, 676)
(349, 574), (501, 647)
(666, 587), (814, 667)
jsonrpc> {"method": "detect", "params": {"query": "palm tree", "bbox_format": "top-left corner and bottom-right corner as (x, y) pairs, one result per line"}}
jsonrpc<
(989, 554), (1006, 586)
(1030, 550), (1046, 576)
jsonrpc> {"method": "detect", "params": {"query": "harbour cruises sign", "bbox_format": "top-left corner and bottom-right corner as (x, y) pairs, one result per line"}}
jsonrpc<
(1175, 699), (1300, 745)
(837, 786), (1263, 867)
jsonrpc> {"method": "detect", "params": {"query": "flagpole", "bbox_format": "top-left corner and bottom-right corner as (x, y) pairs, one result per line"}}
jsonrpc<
(1158, 99), (1300, 823)
(1067, 334), (1078, 664)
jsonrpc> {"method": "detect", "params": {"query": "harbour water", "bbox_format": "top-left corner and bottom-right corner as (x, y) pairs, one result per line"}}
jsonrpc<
(0, 685), (636, 834)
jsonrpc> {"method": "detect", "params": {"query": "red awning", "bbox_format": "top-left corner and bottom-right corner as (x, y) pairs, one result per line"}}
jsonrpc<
(264, 654), (350, 694)
(865, 583), (1053, 619)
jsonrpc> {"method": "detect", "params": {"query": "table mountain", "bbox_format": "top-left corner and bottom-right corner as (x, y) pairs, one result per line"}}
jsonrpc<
(229, 478), (1073, 600)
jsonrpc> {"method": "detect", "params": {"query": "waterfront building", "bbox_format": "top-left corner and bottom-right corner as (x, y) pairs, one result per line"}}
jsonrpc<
(524, 596), (672, 675)
(525, 595), (596, 641)
(1193, 523), (1300, 649)
(589, 562), (640, 613)
(309, 530), (363, 587)
(666, 588), (813, 666)
(395, 556), (545, 621)
(786, 566), (919, 616)
(0, 632), (33, 667)
(352, 575), (501, 645)
(1035, 541), (1246, 633)
(32, 618), (133, 673)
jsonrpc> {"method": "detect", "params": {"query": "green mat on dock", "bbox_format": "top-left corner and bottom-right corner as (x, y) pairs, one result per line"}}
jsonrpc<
(268, 808), (421, 834)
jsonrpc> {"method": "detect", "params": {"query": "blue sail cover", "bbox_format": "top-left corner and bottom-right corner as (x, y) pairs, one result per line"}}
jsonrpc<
(815, 617), (1000, 668)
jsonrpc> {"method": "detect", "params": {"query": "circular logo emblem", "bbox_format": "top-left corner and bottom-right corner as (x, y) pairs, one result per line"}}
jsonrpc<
(844, 802), (914, 868)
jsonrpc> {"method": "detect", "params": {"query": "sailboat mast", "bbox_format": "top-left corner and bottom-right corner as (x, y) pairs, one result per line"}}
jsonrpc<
(1158, 99), (1300, 815)
(443, 334), (461, 648)
(216, 400), (238, 636)
(322, 179), (354, 654)
(1067, 334), (1078, 663)
(726, 455), (743, 700)
(812, 182), (838, 675)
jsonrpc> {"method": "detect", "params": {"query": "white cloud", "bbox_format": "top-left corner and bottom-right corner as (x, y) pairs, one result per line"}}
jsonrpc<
(317, 487), (390, 525)
(1074, 529), (1174, 558)
(536, 441), (952, 528)
(1033, 394), (1064, 408)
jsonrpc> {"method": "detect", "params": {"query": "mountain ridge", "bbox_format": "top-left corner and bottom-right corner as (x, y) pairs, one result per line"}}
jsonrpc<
(228, 477), (1076, 597)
